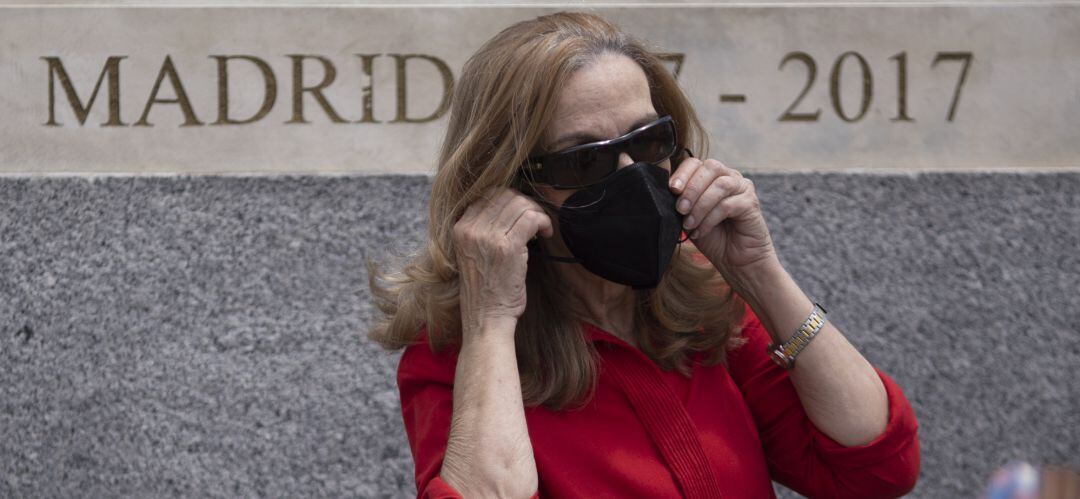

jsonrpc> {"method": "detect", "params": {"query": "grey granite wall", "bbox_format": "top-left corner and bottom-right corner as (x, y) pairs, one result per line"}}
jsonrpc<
(1, 172), (1077, 498)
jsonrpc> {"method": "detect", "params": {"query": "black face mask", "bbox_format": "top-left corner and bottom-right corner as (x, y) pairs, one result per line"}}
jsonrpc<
(530, 161), (686, 289)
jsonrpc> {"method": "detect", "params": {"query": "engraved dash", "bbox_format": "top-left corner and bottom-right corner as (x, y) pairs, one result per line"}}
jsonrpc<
(719, 94), (746, 103)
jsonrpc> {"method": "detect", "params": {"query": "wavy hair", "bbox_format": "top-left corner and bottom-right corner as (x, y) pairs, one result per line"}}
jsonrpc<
(368, 11), (745, 411)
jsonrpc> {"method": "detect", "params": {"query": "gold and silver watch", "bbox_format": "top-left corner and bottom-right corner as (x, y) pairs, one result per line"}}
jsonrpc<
(767, 302), (828, 370)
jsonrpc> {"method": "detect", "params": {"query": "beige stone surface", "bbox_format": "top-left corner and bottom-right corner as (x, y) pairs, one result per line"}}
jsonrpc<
(1, 4), (1077, 174)
(0, 1), (1070, 4)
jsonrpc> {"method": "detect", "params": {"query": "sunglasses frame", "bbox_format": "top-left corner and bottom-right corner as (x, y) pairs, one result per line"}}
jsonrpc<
(522, 115), (680, 190)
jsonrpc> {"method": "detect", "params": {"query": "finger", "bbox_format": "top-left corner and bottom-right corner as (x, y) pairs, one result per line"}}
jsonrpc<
(489, 190), (557, 241)
(676, 159), (722, 215)
(506, 208), (554, 246)
(491, 193), (542, 233)
(721, 189), (759, 225)
(506, 187), (550, 213)
(712, 159), (744, 180)
(683, 174), (742, 231)
(668, 157), (702, 194)
(515, 193), (557, 239)
(690, 182), (758, 239)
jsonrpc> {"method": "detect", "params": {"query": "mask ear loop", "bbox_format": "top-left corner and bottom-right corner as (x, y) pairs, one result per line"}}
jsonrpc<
(673, 146), (694, 170)
(674, 146), (694, 244)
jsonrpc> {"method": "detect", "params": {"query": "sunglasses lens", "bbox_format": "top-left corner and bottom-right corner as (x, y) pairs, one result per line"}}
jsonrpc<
(628, 121), (676, 163)
(548, 146), (618, 188)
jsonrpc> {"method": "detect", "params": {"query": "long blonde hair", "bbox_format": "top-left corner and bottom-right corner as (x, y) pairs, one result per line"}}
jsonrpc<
(368, 11), (745, 411)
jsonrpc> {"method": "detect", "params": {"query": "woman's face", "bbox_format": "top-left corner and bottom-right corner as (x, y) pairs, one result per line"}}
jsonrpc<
(535, 52), (672, 206)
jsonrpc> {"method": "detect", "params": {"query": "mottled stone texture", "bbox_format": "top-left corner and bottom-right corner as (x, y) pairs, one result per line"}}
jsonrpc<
(1, 173), (1077, 498)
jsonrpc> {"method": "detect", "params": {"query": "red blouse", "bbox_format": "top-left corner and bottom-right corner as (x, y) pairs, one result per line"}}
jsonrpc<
(397, 310), (920, 498)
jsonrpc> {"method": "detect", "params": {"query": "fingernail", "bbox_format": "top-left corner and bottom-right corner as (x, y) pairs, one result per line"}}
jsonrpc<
(672, 178), (684, 190)
(684, 215), (696, 229)
(677, 199), (691, 214)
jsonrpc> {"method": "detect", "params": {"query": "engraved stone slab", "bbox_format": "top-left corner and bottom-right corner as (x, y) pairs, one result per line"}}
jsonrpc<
(1, 4), (1078, 174)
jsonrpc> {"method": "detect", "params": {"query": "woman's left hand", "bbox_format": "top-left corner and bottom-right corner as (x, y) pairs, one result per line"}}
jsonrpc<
(668, 157), (779, 279)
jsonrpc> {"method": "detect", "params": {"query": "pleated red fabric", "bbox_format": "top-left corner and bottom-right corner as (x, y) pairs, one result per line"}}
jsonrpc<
(603, 345), (724, 498)
(398, 309), (921, 498)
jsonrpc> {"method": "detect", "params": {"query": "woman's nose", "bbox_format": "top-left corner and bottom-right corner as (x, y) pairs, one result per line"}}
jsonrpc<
(617, 152), (635, 169)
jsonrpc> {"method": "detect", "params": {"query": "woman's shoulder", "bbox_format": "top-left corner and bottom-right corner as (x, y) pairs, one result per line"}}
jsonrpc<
(396, 325), (460, 387)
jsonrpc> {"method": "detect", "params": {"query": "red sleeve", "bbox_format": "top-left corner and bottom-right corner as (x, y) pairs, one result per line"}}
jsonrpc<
(726, 310), (921, 499)
(397, 328), (541, 499)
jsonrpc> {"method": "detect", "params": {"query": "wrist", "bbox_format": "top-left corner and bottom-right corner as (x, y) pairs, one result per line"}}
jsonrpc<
(461, 313), (519, 345)
(725, 258), (814, 342)
(723, 255), (787, 305)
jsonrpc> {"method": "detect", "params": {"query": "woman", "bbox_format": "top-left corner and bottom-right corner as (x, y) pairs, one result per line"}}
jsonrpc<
(369, 11), (920, 499)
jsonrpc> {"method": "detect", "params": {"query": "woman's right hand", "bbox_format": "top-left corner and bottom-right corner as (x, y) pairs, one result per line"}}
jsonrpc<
(444, 187), (546, 496)
(453, 187), (554, 337)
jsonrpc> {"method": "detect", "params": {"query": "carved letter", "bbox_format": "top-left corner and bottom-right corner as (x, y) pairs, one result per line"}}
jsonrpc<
(134, 55), (204, 127)
(354, 54), (380, 123)
(41, 56), (126, 127)
(285, 54), (348, 124)
(210, 55), (277, 125)
(389, 54), (454, 124)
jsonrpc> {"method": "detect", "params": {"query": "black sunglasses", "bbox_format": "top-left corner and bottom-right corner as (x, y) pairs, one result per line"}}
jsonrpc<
(522, 115), (681, 189)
